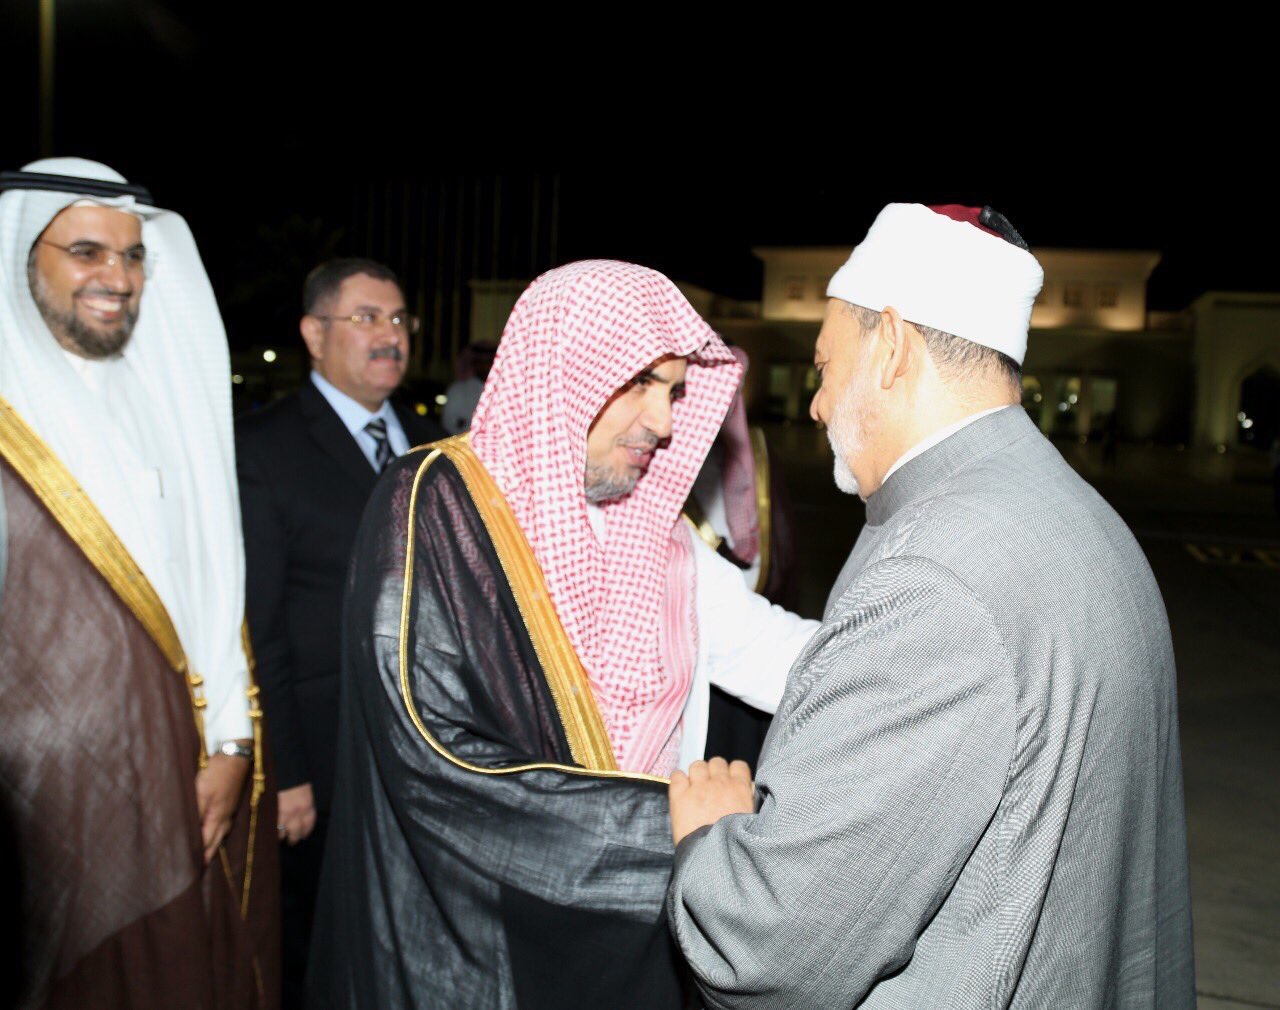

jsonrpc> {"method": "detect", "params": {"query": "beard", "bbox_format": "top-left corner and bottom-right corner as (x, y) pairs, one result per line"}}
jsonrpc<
(584, 463), (640, 503)
(29, 267), (138, 360)
(583, 433), (659, 503)
(826, 377), (874, 498)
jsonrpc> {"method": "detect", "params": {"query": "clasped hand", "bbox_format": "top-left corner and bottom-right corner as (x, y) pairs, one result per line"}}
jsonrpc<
(194, 752), (250, 864)
(669, 757), (755, 845)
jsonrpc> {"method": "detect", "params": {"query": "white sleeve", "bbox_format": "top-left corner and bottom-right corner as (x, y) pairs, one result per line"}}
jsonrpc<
(692, 531), (819, 715)
(201, 639), (253, 752)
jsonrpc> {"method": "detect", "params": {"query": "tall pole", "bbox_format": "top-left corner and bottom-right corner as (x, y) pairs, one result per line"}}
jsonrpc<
(39, 0), (55, 156)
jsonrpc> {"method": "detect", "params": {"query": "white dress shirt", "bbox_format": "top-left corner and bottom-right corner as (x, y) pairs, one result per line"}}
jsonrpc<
(310, 371), (410, 470)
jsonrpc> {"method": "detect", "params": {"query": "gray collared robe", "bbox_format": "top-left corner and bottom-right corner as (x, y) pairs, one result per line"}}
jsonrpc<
(667, 406), (1195, 1009)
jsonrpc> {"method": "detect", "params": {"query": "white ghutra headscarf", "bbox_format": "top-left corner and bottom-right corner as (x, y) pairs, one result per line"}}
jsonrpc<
(0, 157), (249, 749)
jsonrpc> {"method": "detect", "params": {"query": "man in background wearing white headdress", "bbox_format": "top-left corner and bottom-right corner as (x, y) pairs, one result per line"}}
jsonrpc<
(0, 159), (278, 1009)
(666, 204), (1195, 1008)
(688, 345), (801, 770)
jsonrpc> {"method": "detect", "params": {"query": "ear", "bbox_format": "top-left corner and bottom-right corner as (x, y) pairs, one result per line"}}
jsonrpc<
(876, 306), (914, 391)
(299, 315), (325, 362)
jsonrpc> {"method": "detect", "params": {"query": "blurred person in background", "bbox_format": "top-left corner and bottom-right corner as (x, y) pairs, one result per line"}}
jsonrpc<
(687, 345), (799, 768)
(441, 340), (497, 434)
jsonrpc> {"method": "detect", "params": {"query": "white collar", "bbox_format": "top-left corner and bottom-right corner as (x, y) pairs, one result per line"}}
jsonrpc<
(310, 370), (392, 438)
(586, 501), (606, 543)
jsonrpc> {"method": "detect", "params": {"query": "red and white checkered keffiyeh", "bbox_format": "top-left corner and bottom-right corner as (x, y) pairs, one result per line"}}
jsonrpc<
(469, 260), (741, 774)
(718, 346), (760, 565)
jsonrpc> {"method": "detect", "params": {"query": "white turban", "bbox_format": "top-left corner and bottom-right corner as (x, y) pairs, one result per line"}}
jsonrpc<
(826, 203), (1044, 365)
(0, 157), (250, 750)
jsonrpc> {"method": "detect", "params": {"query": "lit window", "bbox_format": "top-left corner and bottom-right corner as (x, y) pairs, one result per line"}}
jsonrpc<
(784, 277), (806, 301)
(1098, 286), (1119, 308)
(1063, 284), (1084, 308)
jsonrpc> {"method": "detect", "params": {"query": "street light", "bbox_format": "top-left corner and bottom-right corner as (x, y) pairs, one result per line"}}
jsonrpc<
(39, 0), (55, 156)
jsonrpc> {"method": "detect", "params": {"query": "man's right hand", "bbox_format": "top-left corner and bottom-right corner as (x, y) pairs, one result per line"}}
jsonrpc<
(277, 783), (317, 845)
(669, 758), (755, 845)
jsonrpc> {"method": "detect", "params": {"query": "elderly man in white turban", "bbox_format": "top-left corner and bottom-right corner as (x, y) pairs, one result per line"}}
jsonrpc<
(666, 204), (1195, 1009)
(0, 159), (277, 1009)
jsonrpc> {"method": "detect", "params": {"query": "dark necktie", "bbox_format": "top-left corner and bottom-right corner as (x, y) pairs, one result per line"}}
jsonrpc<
(364, 417), (395, 473)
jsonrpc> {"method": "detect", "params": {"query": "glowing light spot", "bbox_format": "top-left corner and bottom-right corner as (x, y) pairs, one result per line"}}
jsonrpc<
(435, 394), (448, 406)
(262, 349), (277, 363)
(414, 403), (428, 416)
(231, 374), (244, 385)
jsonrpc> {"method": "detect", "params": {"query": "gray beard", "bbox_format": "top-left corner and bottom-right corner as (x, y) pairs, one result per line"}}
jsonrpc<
(831, 446), (860, 496)
(827, 381), (870, 498)
(29, 267), (138, 360)
(583, 463), (640, 503)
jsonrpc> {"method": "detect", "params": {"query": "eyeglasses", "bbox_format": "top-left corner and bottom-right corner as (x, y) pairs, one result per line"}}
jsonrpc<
(314, 311), (421, 335)
(39, 239), (149, 275)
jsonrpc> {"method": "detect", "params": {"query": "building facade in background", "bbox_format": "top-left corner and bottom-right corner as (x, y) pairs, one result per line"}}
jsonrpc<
(235, 234), (1279, 455)
(715, 247), (1278, 453)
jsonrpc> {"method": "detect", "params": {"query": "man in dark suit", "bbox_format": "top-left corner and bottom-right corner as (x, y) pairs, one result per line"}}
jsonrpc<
(236, 258), (443, 1008)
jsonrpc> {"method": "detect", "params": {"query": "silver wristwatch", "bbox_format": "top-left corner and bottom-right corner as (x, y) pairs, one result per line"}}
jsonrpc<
(218, 740), (253, 762)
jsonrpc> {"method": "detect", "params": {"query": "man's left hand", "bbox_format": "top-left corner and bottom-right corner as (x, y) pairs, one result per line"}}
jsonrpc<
(195, 747), (251, 865)
(669, 757), (755, 846)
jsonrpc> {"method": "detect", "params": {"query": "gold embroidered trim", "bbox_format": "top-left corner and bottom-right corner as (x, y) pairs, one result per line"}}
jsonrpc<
(681, 493), (723, 552)
(1, 394), (269, 923)
(749, 426), (772, 595)
(0, 394), (207, 757)
(431, 435), (618, 772)
(397, 444), (667, 784)
(239, 622), (266, 919)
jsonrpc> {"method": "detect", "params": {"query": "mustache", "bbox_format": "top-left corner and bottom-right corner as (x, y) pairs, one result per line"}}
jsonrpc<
(75, 284), (134, 298)
(618, 433), (660, 450)
(369, 346), (403, 361)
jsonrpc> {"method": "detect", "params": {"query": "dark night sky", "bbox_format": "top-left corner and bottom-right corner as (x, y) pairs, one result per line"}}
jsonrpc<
(2, 2), (1274, 325)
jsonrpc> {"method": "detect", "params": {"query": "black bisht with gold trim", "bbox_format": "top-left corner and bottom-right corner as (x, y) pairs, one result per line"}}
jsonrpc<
(309, 438), (685, 1009)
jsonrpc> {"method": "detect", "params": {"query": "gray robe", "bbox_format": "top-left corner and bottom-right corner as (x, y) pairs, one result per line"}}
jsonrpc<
(667, 406), (1194, 1009)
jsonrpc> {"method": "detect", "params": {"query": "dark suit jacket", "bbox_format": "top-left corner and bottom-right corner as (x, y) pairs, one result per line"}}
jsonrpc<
(236, 380), (443, 811)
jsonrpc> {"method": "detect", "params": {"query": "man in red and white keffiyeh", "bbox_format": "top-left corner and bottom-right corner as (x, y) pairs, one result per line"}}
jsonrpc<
(310, 259), (820, 1008)
(470, 260), (817, 776)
